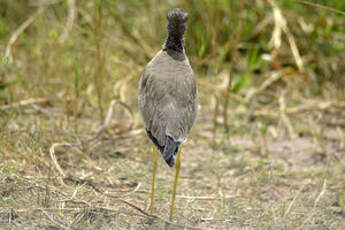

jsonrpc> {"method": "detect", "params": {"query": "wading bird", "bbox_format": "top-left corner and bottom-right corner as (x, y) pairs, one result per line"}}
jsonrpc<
(138, 8), (198, 220)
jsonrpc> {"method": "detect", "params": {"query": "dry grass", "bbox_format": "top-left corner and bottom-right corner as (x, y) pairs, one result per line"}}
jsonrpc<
(1, 0), (345, 229)
(0, 93), (344, 229)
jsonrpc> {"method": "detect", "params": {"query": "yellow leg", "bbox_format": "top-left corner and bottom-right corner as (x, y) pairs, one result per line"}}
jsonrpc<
(149, 146), (157, 214)
(169, 146), (182, 221)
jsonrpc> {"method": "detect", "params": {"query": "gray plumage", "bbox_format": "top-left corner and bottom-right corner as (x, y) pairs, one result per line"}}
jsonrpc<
(138, 9), (198, 167)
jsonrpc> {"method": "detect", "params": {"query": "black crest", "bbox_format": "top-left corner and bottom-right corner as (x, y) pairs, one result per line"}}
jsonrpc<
(167, 8), (189, 24)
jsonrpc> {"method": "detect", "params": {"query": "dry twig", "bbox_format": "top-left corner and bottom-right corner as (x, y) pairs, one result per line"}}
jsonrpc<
(287, 101), (345, 114)
(29, 0), (63, 6)
(49, 99), (133, 182)
(283, 183), (307, 218)
(268, 0), (304, 71)
(314, 179), (327, 207)
(279, 91), (296, 139)
(177, 194), (238, 201)
(41, 210), (70, 230)
(296, 0), (345, 16)
(245, 70), (285, 102)
(3, 8), (44, 64)
(0, 98), (48, 111)
(103, 182), (141, 198)
(59, 0), (76, 43)
(298, 179), (327, 230)
(232, 100), (345, 120)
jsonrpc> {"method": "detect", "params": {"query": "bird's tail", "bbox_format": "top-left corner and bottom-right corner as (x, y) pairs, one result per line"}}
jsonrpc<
(162, 136), (181, 168)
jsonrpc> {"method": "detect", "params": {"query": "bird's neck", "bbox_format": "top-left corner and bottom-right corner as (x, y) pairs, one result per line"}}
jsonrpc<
(163, 34), (184, 53)
(163, 21), (186, 53)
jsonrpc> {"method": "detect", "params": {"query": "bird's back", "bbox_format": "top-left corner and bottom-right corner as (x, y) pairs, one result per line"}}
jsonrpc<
(138, 50), (198, 166)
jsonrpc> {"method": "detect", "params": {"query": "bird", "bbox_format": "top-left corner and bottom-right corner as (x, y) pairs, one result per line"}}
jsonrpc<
(138, 8), (198, 220)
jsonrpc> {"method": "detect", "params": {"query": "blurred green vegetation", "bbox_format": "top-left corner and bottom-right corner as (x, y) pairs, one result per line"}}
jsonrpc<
(0, 0), (344, 121)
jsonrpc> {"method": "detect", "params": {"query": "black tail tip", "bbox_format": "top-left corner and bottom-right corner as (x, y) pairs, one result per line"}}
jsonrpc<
(167, 8), (188, 23)
(164, 154), (177, 168)
(162, 136), (181, 168)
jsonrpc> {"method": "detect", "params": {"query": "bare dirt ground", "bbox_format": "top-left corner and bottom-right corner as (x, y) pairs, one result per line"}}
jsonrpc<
(0, 101), (345, 230)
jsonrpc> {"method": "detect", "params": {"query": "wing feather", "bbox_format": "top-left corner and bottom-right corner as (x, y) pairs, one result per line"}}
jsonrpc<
(138, 51), (197, 148)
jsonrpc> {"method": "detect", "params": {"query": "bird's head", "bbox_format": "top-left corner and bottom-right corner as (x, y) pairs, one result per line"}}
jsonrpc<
(167, 8), (188, 37)
(167, 8), (188, 24)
